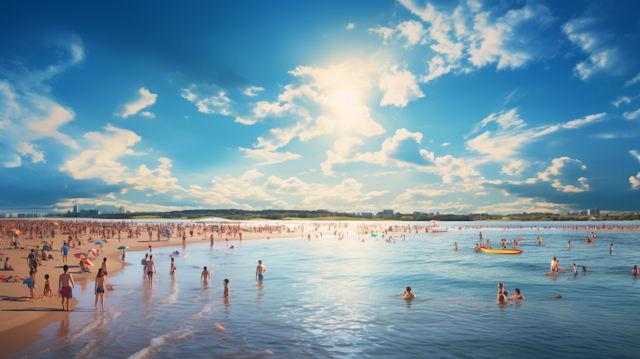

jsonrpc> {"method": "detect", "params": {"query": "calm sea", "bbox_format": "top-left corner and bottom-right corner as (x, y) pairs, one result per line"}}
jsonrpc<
(9, 221), (640, 359)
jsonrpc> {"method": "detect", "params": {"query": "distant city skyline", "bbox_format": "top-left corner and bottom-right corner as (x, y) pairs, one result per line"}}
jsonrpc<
(1, 0), (640, 215)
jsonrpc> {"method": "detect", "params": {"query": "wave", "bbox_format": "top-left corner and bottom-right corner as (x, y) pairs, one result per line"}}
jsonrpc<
(188, 305), (211, 320)
(126, 329), (193, 359)
(74, 339), (99, 358)
(68, 310), (121, 343)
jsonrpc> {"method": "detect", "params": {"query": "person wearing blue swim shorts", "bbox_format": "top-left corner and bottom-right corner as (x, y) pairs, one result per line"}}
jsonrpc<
(256, 260), (266, 281)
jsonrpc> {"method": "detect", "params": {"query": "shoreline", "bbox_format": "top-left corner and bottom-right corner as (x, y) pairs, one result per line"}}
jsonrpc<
(1, 219), (639, 357)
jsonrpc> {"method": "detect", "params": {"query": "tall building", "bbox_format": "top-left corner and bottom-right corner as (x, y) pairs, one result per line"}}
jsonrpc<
(587, 208), (600, 215)
(382, 209), (394, 216)
(73, 205), (78, 214)
(119, 206), (126, 214)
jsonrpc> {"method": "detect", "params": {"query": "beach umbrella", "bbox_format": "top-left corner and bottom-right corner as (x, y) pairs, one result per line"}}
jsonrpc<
(88, 249), (99, 256)
(95, 241), (105, 245)
(81, 258), (93, 266)
(10, 229), (22, 235)
(75, 253), (88, 259)
(117, 246), (129, 250)
(0, 223), (8, 227)
(22, 278), (34, 286)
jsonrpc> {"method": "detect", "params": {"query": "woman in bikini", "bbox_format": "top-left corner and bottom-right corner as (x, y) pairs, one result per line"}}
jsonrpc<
(95, 269), (107, 311)
(43, 274), (53, 298)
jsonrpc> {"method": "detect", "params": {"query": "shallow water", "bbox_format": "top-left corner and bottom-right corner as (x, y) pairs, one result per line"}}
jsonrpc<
(10, 221), (640, 358)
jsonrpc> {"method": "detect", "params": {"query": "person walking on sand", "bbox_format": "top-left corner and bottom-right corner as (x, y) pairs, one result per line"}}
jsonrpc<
(170, 258), (176, 276)
(145, 255), (157, 286)
(59, 265), (75, 311)
(95, 268), (107, 311)
(256, 260), (266, 281)
(61, 242), (68, 264)
(101, 258), (108, 276)
(201, 267), (210, 283)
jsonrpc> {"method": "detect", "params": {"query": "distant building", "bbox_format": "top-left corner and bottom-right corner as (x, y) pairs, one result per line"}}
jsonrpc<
(587, 208), (600, 215)
(382, 209), (394, 216)
(413, 211), (428, 215)
(316, 209), (329, 213)
(376, 211), (383, 216)
(73, 205), (78, 214)
(578, 210), (585, 215)
(119, 206), (126, 214)
(359, 212), (373, 217)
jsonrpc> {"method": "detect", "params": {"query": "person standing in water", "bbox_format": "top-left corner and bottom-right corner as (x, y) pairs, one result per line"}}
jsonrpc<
(633, 265), (638, 277)
(256, 260), (266, 280)
(59, 265), (75, 311)
(610, 243), (613, 255)
(568, 241), (571, 250)
(201, 266), (210, 282)
(95, 268), (107, 311)
(145, 255), (156, 286)
(170, 258), (176, 276)
(223, 279), (230, 297)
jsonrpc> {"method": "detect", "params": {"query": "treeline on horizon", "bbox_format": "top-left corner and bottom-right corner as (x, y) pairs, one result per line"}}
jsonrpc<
(44, 209), (640, 221)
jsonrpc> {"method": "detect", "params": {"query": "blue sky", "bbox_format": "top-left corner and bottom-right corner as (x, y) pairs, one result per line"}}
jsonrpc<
(1, 0), (640, 215)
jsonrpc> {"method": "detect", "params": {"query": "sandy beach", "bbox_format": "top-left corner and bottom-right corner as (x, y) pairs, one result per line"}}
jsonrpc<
(0, 221), (318, 357)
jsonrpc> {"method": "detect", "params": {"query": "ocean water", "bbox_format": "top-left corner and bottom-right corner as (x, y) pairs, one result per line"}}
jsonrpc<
(9, 221), (640, 359)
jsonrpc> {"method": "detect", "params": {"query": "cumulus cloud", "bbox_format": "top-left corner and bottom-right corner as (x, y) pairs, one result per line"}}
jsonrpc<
(538, 157), (589, 193)
(379, 64), (424, 107)
(238, 147), (301, 165)
(631, 150), (640, 163)
(368, 26), (395, 45)
(612, 96), (633, 108)
(140, 111), (155, 118)
(388, 0), (553, 83)
(3, 155), (21, 168)
(242, 86), (264, 97)
(501, 160), (526, 177)
(182, 88), (232, 116)
(61, 124), (144, 184)
(563, 17), (622, 80)
(121, 88), (157, 118)
(14, 142), (45, 163)
(631, 173), (640, 189)
(346, 23), (355, 30)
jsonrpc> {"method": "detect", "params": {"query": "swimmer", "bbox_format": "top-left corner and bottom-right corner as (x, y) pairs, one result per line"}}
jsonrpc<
(479, 231), (483, 239)
(486, 239), (490, 249)
(549, 295), (563, 299)
(498, 282), (504, 295)
(501, 238), (506, 248)
(401, 286), (415, 299)
(256, 260), (266, 281)
(474, 243), (480, 252)
(497, 291), (507, 304)
(201, 266), (210, 282)
(535, 236), (542, 244)
(454, 242), (461, 251)
(586, 236), (590, 245)
(610, 243), (613, 255)
(571, 263), (577, 275)
(170, 258), (176, 275)
(633, 265), (639, 277)
(509, 288), (525, 300)
(582, 266), (588, 272)
(223, 279), (230, 297)
(568, 241), (571, 250)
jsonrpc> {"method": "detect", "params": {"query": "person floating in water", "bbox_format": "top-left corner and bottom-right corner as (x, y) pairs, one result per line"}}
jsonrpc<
(633, 265), (639, 277)
(401, 286), (415, 299)
(571, 263), (578, 275)
(256, 260), (266, 281)
(454, 242), (461, 251)
(550, 257), (560, 272)
(474, 243), (481, 252)
(549, 295), (563, 299)
(507, 288), (525, 300)
(497, 291), (507, 304)
(535, 236), (542, 244)
(501, 238), (506, 248)
(582, 266), (588, 272)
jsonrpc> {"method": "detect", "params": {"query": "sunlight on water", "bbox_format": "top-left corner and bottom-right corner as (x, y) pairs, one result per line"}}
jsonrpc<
(12, 221), (640, 358)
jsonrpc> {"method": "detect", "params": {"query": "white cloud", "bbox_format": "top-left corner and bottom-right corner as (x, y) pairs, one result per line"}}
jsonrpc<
(623, 108), (640, 120)
(396, 20), (427, 48)
(625, 72), (640, 87)
(243, 86), (265, 97)
(139, 111), (155, 118)
(238, 147), (301, 165)
(392, 1), (553, 83)
(537, 157), (589, 193)
(562, 112), (606, 129)
(3, 155), (21, 168)
(301, 178), (388, 205)
(563, 17), (622, 80)
(474, 198), (569, 214)
(181, 87), (233, 116)
(346, 23), (356, 30)
(264, 175), (311, 195)
(612, 96), (632, 108)
(501, 160), (526, 176)
(61, 124), (144, 184)
(441, 143), (450, 147)
(630, 173), (640, 189)
(235, 117), (257, 125)
(121, 88), (157, 118)
(630, 150), (640, 163)
(321, 136), (364, 176)
(14, 142), (45, 163)
(368, 26), (396, 45)
(379, 64), (424, 107)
